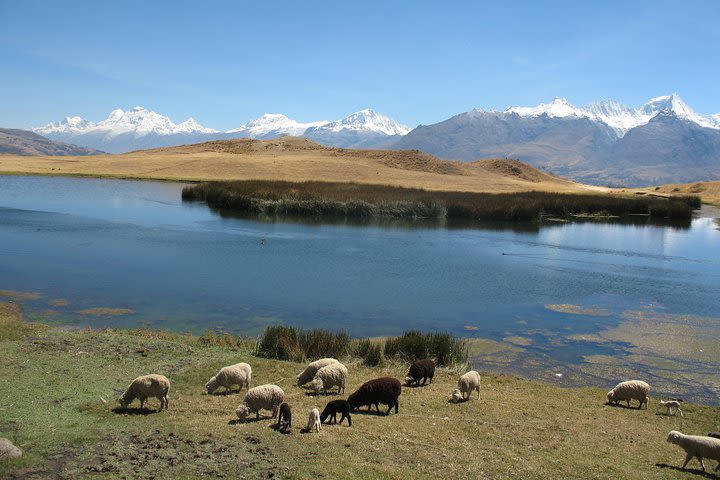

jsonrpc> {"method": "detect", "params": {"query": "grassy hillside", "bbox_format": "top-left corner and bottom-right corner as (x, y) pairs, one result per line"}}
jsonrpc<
(1, 303), (718, 479)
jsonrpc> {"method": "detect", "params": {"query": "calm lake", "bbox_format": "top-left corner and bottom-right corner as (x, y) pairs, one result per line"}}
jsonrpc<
(1, 176), (719, 402)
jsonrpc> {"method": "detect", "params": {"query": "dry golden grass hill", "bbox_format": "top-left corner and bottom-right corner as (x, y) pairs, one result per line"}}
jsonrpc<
(0, 136), (609, 195)
(636, 180), (720, 206)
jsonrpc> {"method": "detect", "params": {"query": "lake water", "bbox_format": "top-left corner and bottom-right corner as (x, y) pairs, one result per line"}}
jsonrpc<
(1, 176), (719, 402)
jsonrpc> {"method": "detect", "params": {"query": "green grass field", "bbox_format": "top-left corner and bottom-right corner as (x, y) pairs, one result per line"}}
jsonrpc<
(1, 303), (718, 479)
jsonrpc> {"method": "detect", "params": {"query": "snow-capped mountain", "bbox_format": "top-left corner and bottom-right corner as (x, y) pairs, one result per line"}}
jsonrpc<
(304, 109), (410, 148)
(394, 93), (720, 186)
(36, 107), (219, 138)
(34, 107), (409, 153)
(227, 114), (327, 138)
(504, 94), (719, 137)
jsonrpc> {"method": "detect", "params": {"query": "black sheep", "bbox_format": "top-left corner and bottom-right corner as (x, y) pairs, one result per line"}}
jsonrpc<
(277, 402), (291, 431)
(348, 377), (401, 415)
(405, 359), (436, 386)
(320, 399), (352, 426)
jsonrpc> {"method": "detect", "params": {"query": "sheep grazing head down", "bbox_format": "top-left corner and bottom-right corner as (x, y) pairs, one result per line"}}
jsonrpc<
(205, 376), (218, 394)
(606, 390), (615, 404)
(451, 389), (462, 403)
(309, 378), (324, 393)
(236, 405), (251, 419)
(404, 376), (415, 386)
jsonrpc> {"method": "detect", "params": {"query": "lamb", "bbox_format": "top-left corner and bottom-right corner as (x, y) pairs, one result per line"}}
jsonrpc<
(659, 399), (684, 417)
(276, 402), (292, 431)
(405, 359), (436, 386)
(606, 380), (650, 409)
(455, 370), (481, 401)
(309, 362), (348, 395)
(348, 377), (401, 415)
(236, 384), (285, 421)
(306, 407), (322, 433)
(667, 430), (720, 472)
(296, 358), (339, 387)
(205, 362), (252, 395)
(119, 374), (170, 411)
(320, 399), (352, 427)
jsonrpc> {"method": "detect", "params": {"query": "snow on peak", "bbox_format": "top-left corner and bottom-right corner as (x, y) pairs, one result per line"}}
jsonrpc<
(35, 107), (217, 137)
(317, 109), (410, 135)
(35, 115), (93, 134)
(227, 113), (327, 137)
(503, 94), (719, 135)
(505, 96), (587, 119)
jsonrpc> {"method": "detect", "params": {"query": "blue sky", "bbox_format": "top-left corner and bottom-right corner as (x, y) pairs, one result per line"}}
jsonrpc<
(1, 0), (718, 130)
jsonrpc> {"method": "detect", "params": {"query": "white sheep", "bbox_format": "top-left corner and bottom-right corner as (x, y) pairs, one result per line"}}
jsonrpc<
(455, 370), (481, 401)
(119, 374), (170, 411)
(236, 384), (284, 421)
(667, 430), (720, 472)
(306, 407), (322, 433)
(606, 380), (650, 409)
(205, 362), (252, 394)
(660, 399), (684, 417)
(451, 389), (463, 403)
(309, 362), (348, 395)
(296, 358), (339, 387)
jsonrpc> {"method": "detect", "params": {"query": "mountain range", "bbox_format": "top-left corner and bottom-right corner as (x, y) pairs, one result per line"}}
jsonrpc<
(394, 94), (720, 186)
(35, 108), (410, 154)
(31, 94), (720, 186)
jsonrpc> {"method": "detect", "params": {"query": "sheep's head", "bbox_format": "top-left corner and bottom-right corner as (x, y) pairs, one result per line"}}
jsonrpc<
(205, 376), (218, 394)
(667, 431), (682, 445)
(606, 390), (615, 404)
(236, 404), (251, 419)
(118, 390), (133, 409)
(451, 389), (462, 403)
(404, 376), (416, 386)
(347, 393), (359, 411)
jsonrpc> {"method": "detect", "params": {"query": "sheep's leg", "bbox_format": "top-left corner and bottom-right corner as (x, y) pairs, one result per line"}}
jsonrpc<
(395, 399), (399, 414)
(385, 403), (392, 415)
(256, 410), (260, 420)
(345, 413), (352, 427)
(678, 408), (684, 418)
(140, 398), (146, 410)
(477, 387), (481, 400)
(682, 453), (693, 469)
(157, 396), (164, 412)
(699, 457), (706, 472)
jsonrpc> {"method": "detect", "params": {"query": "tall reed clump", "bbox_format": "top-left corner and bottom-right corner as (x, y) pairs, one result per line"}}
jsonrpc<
(383, 330), (468, 367)
(182, 180), (700, 223)
(256, 325), (350, 362)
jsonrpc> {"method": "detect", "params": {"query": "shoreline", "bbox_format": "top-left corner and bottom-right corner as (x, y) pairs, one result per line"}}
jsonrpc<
(2, 305), (718, 479)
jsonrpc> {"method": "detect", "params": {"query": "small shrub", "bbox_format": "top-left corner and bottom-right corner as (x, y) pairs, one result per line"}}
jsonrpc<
(363, 343), (384, 367)
(256, 325), (303, 361)
(383, 330), (468, 367)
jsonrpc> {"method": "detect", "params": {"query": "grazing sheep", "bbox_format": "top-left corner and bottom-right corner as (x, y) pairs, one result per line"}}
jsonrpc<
(236, 384), (285, 421)
(405, 359), (436, 386)
(606, 380), (650, 409)
(456, 370), (481, 401)
(451, 389), (463, 403)
(296, 358), (339, 387)
(306, 407), (322, 433)
(667, 430), (720, 472)
(660, 399), (684, 417)
(309, 362), (348, 395)
(276, 402), (292, 431)
(119, 374), (170, 411)
(205, 362), (252, 395)
(348, 377), (401, 415)
(320, 399), (352, 427)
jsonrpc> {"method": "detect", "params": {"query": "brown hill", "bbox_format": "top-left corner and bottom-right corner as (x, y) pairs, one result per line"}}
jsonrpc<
(0, 128), (103, 156)
(0, 136), (603, 195)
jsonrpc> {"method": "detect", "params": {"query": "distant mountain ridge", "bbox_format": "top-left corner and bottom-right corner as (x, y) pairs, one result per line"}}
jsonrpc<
(35, 107), (409, 153)
(394, 94), (720, 186)
(0, 128), (103, 156)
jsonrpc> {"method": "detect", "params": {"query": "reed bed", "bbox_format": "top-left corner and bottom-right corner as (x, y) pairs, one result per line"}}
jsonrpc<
(182, 180), (699, 222)
(255, 325), (468, 368)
